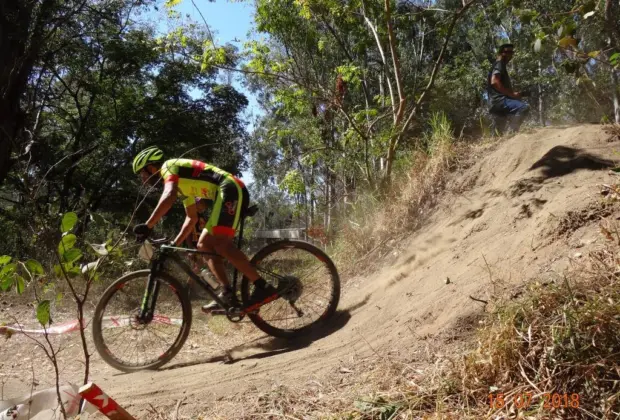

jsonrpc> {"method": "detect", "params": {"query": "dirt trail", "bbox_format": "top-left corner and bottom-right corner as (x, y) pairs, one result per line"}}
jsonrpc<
(3, 125), (619, 417)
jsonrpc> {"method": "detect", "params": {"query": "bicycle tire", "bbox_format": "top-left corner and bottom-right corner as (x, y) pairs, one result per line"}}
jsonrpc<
(241, 240), (340, 339)
(92, 270), (192, 372)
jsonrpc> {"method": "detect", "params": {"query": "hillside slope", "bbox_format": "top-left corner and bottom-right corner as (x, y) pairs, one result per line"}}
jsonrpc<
(3, 125), (618, 418)
(92, 125), (619, 416)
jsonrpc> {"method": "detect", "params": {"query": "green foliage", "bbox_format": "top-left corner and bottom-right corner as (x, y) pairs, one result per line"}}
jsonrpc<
(61, 212), (78, 233)
(89, 212), (107, 226)
(58, 234), (77, 255)
(62, 248), (82, 264)
(25, 260), (44, 276)
(335, 64), (362, 87)
(36, 300), (51, 327)
(280, 170), (306, 195)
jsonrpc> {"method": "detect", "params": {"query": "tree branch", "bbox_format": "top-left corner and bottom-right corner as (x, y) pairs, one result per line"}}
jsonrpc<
(400, 0), (480, 137)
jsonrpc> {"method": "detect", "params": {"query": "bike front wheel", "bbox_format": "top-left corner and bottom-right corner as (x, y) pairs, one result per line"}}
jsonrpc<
(241, 240), (340, 338)
(92, 270), (192, 372)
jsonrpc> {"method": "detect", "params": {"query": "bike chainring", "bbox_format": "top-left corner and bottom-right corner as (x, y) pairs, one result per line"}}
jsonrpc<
(226, 306), (245, 322)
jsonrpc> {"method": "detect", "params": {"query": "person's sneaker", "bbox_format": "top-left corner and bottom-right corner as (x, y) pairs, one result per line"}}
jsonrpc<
(201, 288), (233, 313)
(244, 284), (279, 311)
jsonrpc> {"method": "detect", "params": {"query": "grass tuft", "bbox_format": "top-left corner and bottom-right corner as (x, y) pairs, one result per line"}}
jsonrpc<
(330, 112), (459, 276)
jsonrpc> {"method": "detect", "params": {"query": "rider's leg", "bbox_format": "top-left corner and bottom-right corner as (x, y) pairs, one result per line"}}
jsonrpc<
(196, 237), (231, 288)
(197, 233), (234, 311)
(202, 178), (278, 307)
(199, 233), (259, 281)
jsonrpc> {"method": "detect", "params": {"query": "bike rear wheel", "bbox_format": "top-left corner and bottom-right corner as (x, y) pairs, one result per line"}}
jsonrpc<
(241, 240), (340, 338)
(92, 270), (192, 372)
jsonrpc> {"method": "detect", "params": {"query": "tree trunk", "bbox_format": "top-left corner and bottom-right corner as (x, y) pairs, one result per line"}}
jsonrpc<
(604, 0), (620, 124)
(612, 69), (620, 124)
(538, 60), (545, 126)
(323, 170), (330, 229)
(309, 165), (315, 227)
(0, 0), (58, 186)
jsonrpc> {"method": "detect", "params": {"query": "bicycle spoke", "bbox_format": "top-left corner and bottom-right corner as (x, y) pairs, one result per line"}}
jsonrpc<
(96, 275), (186, 369)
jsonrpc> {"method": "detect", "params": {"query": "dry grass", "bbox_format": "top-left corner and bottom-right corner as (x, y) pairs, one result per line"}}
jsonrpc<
(603, 123), (620, 143)
(330, 114), (467, 276)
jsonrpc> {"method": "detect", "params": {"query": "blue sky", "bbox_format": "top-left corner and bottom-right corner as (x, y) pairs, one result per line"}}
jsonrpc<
(174, 0), (262, 119)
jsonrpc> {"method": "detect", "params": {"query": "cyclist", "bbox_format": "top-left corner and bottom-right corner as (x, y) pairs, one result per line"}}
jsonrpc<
(131, 146), (278, 311)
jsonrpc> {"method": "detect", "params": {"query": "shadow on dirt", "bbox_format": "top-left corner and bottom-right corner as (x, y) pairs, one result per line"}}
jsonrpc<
(160, 307), (356, 371)
(529, 146), (615, 179)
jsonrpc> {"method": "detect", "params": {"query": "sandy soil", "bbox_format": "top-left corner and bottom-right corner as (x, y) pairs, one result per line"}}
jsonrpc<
(2, 124), (619, 418)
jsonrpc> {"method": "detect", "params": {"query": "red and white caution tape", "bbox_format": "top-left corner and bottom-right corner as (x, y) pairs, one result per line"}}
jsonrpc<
(0, 315), (182, 336)
(79, 382), (135, 420)
(0, 319), (81, 335)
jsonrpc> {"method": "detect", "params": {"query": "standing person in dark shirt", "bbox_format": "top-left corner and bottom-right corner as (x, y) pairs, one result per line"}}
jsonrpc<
(487, 43), (530, 135)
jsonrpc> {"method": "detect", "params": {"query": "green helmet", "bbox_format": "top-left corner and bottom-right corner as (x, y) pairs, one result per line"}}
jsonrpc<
(132, 146), (164, 173)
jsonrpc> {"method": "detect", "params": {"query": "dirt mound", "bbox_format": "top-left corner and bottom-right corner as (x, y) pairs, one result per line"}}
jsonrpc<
(3, 125), (620, 418)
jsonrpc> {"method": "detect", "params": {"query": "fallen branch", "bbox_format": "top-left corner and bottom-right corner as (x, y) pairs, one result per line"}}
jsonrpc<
(174, 396), (186, 420)
(468, 295), (488, 305)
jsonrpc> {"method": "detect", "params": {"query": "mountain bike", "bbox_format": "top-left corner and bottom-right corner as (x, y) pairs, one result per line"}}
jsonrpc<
(92, 205), (340, 372)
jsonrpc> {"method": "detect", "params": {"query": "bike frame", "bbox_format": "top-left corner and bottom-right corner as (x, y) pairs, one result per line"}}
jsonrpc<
(137, 214), (274, 322)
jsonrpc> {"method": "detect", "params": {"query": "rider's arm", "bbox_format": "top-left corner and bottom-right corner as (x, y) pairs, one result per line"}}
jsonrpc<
(173, 203), (199, 246)
(146, 181), (178, 229)
(490, 73), (521, 99)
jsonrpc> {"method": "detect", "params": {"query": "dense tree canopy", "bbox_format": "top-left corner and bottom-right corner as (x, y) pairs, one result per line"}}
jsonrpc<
(0, 0), (618, 256)
(243, 0), (619, 234)
(0, 0), (249, 258)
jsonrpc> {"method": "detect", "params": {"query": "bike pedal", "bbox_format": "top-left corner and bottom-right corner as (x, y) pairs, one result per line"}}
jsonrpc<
(204, 308), (227, 316)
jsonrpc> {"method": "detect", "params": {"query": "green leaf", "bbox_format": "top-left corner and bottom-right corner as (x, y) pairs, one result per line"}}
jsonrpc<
(89, 212), (106, 226)
(60, 212), (78, 233)
(0, 263), (17, 277)
(164, 0), (182, 8)
(88, 242), (109, 256)
(26, 259), (44, 275)
(58, 234), (77, 254)
(36, 300), (51, 326)
(67, 266), (82, 278)
(15, 276), (25, 294)
(0, 256), (11, 266)
(1, 276), (12, 291)
(62, 248), (82, 264)
(56, 292), (63, 304)
(53, 264), (63, 278)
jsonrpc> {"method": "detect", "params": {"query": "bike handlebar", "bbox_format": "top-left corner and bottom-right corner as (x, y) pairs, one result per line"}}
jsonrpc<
(149, 238), (170, 246)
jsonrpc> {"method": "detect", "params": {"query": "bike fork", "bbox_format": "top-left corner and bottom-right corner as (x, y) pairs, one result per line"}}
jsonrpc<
(139, 263), (162, 323)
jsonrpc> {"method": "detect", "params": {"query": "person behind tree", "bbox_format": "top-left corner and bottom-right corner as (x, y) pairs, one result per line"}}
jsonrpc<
(487, 43), (530, 134)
